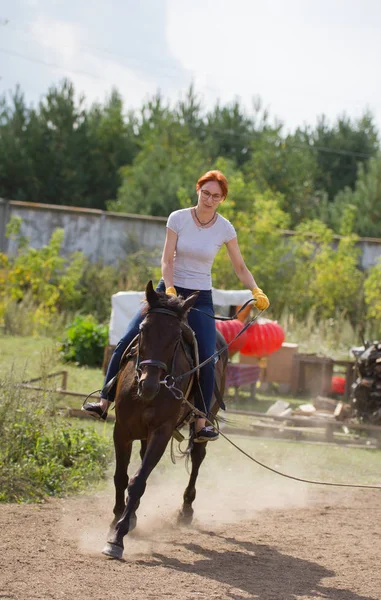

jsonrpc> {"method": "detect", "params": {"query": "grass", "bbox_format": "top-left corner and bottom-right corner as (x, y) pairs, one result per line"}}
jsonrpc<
(0, 333), (114, 502)
(202, 434), (381, 486)
(0, 334), (104, 409)
(0, 372), (112, 502)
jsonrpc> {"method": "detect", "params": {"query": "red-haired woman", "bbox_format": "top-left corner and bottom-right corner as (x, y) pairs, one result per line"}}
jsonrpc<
(83, 170), (269, 441)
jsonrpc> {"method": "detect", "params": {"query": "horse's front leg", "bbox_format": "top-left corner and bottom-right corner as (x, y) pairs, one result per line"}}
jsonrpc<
(110, 437), (147, 535)
(103, 426), (172, 559)
(178, 440), (207, 525)
(126, 439), (148, 532)
(111, 425), (132, 527)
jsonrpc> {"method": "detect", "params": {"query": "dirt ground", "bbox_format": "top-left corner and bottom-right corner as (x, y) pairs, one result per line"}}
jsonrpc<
(1, 461), (381, 600)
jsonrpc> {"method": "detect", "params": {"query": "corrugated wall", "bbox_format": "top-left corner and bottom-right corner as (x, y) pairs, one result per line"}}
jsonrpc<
(0, 198), (380, 269)
(0, 199), (167, 264)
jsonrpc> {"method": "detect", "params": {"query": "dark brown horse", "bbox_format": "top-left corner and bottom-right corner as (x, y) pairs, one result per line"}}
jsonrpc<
(102, 281), (228, 559)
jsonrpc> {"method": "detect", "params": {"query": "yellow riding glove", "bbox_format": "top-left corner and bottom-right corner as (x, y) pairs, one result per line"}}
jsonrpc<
(252, 287), (270, 310)
(165, 286), (177, 297)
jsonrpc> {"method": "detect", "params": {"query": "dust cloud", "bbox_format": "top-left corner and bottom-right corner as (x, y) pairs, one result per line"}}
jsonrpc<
(60, 435), (323, 558)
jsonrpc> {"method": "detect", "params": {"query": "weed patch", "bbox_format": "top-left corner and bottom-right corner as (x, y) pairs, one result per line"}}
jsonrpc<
(0, 374), (111, 503)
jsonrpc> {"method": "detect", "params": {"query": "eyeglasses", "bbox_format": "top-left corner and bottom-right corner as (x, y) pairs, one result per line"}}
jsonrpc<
(200, 189), (223, 202)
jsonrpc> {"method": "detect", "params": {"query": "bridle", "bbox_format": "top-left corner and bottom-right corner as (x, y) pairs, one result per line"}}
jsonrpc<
(135, 307), (183, 390)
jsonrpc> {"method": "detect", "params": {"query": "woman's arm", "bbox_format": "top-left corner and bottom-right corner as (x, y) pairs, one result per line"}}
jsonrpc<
(226, 237), (270, 309)
(161, 228), (178, 288)
(226, 237), (257, 289)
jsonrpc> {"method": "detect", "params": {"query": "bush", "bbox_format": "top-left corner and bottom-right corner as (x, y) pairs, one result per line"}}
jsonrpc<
(59, 315), (108, 367)
(71, 261), (120, 323)
(0, 376), (111, 502)
(0, 218), (86, 334)
(1, 219), (161, 328)
(364, 260), (381, 336)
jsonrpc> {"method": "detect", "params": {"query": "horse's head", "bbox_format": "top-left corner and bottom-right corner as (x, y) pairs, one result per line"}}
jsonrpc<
(136, 281), (199, 401)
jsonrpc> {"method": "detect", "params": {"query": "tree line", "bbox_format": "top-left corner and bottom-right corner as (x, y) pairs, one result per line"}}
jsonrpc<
(1, 79), (380, 237)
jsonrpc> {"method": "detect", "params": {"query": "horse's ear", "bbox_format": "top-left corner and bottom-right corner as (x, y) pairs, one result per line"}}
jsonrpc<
(182, 291), (199, 313)
(145, 280), (158, 306)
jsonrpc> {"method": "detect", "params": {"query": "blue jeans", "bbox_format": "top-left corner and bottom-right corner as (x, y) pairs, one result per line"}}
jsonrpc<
(103, 280), (216, 413)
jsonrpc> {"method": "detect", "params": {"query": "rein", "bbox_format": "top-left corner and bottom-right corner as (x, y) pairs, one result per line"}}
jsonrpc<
(172, 303), (263, 384)
(190, 297), (254, 321)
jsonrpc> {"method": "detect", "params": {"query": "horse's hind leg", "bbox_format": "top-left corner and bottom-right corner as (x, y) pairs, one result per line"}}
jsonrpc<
(178, 441), (207, 526)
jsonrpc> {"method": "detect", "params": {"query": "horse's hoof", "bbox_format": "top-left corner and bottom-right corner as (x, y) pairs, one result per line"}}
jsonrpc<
(177, 510), (193, 526)
(102, 542), (124, 559)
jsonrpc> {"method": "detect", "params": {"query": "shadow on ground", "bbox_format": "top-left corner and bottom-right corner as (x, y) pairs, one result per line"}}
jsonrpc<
(138, 531), (377, 600)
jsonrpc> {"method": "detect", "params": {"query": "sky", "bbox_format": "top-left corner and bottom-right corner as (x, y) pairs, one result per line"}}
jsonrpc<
(1, 0), (381, 133)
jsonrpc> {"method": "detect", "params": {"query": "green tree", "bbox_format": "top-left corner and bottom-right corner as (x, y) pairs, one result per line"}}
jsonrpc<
(329, 154), (381, 238)
(204, 100), (256, 167)
(0, 81), (138, 210)
(175, 84), (205, 138)
(245, 127), (319, 227)
(312, 112), (379, 202)
(87, 89), (139, 209)
(111, 110), (208, 216)
(0, 86), (41, 201)
(287, 210), (363, 323)
(33, 80), (90, 207)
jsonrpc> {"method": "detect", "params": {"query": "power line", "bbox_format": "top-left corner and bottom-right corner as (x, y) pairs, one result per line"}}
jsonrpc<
(203, 135), (375, 159)
(0, 47), (104, 80)
(289, 143), (373, 159)
(205, 131), (376, 158)
(0, 34), (378, 161)
(4, 21), (191, 81)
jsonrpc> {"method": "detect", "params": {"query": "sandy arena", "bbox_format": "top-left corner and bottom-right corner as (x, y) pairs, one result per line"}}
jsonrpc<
(1, 447), (381, 600)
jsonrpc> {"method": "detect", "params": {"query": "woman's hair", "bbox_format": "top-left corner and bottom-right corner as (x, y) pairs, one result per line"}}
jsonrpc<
(196, 170), (228, 198)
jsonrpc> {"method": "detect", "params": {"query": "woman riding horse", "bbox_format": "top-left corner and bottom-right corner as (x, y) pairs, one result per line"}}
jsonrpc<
(83, 169), (270, 440)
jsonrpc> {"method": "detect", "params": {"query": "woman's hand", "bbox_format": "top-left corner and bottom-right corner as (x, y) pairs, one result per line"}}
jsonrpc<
(165, 286), (177, 296)
(252, 287), (270, 310)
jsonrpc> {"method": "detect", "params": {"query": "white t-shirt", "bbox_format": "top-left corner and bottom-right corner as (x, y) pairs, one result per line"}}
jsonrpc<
(166, 208), (237, 290)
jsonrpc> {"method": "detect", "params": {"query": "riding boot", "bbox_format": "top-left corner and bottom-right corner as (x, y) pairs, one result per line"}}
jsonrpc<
(82, 398), (111, 421)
